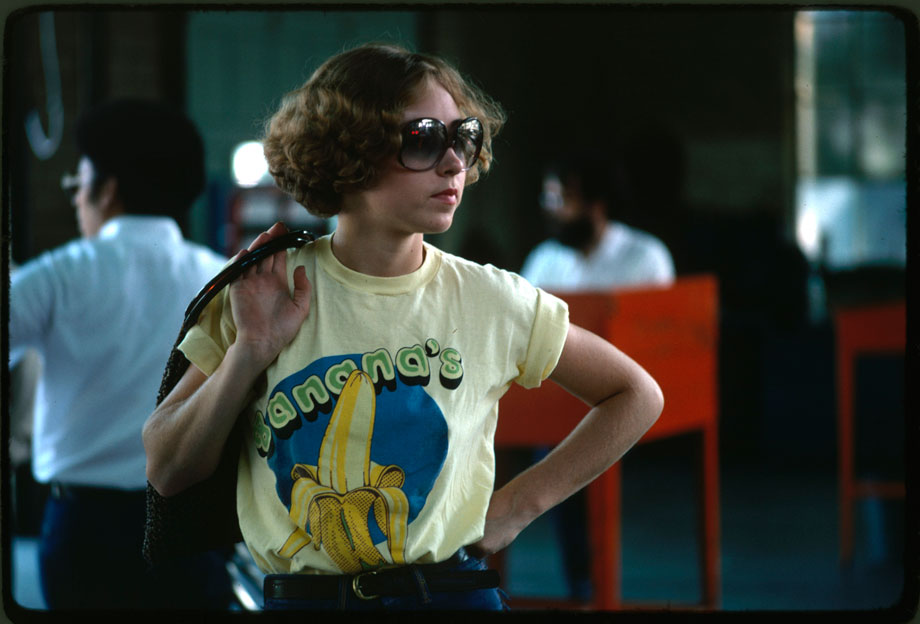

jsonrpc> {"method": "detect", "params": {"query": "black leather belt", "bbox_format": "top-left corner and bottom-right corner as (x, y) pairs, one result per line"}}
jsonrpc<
(264, 549), (500, 601)
(49, 481), (144, 501)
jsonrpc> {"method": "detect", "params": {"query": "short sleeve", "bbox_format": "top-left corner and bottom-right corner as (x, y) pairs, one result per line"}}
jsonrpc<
(9, 255), (58, 358)
(515, 287), (569, 389)
(177, 287), (237, 376)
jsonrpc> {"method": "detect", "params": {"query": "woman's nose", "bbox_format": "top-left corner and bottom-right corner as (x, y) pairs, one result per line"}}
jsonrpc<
(437, 145), (465, 176)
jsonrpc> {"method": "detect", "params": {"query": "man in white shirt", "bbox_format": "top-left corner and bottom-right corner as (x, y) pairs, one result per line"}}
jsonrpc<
(9, 99), (233, 609)
(520, 157), (674, 291)
(519, 153), (675, 601)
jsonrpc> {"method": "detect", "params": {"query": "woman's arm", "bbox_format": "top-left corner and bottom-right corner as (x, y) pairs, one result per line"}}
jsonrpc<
(143, 223), (312, 497)
(470, 323), (663, 556)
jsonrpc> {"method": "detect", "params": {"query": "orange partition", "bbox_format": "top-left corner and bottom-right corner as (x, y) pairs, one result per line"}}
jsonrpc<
(834, 300), (906, 564)
(495, 274), (721, 610)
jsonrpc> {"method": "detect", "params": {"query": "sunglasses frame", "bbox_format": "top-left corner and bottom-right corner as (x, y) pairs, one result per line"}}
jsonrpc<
(397, 117), (483, 172)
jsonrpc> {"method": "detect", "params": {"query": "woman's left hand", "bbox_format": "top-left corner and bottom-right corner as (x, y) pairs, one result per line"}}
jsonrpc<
(466, 486), (532, 558)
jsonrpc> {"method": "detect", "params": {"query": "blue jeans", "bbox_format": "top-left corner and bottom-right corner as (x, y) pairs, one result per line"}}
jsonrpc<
(38, 485), (235, 610)
(263, 553), (508, 611)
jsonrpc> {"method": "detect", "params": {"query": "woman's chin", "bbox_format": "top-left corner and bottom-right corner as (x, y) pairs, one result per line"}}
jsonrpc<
(423, 213), (456, 235)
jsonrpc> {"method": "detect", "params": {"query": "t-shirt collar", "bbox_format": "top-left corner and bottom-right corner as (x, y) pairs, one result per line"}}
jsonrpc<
(316, 234), (440, 295)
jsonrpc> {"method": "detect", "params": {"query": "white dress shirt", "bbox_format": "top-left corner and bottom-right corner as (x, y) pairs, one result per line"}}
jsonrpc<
(10, 215), (227, 489)
(520, 221), (675, 292)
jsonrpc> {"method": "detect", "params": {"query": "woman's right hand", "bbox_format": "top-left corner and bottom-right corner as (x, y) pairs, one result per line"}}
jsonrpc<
(229, 222), (313, 370)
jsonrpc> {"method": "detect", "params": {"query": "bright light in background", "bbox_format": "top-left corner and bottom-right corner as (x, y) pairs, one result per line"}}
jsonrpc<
(232, 141), (269, 187)
(796, 207), (820, 261)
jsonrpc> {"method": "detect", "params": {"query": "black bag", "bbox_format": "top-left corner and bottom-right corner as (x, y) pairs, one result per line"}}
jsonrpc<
(143, 229), (314, 566)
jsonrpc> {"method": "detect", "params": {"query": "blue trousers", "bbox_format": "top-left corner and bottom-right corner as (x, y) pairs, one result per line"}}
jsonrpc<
(38, 485), (236, 610)
(263, 553), (508, 611)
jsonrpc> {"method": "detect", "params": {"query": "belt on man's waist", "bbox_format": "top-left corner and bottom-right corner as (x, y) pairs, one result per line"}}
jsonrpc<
(263, 549), (500, 601)
(49, 481), (144, 501)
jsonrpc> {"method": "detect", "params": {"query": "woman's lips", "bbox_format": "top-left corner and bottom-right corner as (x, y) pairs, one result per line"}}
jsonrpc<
(432, 188), (459, 204)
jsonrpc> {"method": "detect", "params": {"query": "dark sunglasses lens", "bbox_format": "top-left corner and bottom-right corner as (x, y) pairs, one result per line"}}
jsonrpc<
(400, 120), (447, 171)
(455, 118), (484, 169)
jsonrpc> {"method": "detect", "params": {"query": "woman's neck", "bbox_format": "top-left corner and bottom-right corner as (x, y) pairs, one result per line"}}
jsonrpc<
(330, 219), (426, 277)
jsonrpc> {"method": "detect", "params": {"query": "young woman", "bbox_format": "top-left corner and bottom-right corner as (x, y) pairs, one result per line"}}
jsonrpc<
(143, 43), (663, 611)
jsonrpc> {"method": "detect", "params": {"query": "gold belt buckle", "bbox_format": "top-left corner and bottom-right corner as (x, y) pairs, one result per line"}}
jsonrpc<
(352, 570), (380, 600)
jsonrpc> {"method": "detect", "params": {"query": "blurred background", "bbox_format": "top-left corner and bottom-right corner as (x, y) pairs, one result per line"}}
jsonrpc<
(4, 4), (913, 616)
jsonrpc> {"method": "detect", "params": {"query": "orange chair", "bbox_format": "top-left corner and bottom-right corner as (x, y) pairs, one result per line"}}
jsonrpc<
(834, 300), (906, 564)
(494, 275), (721, 609)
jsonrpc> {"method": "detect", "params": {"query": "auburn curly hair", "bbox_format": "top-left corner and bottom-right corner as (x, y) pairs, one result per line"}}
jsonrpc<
(262, 43), (505, 217)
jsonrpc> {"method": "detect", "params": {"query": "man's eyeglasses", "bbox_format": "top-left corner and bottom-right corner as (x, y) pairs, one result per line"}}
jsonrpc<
(538, 175), (566, 213)
(398, 117), (483, 172)
(61, 172), (81, 193)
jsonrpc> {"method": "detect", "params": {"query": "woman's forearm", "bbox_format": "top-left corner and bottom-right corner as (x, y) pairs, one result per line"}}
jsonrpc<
(496, 377), (662, 529)
(142, 342), (266, 497)
(470, 323), (663, 557)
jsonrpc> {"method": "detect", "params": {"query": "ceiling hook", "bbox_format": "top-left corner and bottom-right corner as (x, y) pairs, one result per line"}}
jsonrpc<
(25, 12), (64, 161)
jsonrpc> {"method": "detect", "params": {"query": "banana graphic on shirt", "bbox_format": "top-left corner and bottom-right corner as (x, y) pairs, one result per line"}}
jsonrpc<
(279, 369), (410, 572)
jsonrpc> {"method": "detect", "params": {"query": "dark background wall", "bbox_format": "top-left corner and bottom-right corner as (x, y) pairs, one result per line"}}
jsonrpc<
(423, 7), (796, 275)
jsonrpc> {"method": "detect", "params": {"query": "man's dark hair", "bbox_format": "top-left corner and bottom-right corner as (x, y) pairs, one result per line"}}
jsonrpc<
(75, 99), (205, 225)
(545, 147), (635, 219)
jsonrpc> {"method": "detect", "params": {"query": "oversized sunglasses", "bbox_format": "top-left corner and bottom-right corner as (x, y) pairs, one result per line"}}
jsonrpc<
(398, 117), (484, 172)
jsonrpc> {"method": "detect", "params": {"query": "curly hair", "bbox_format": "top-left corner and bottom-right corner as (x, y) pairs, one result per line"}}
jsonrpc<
(262, 43), (505, 217)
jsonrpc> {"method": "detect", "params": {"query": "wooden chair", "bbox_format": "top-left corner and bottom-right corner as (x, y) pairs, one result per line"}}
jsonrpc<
(494, 274), (721, 610)
(834, 300), (906, 564)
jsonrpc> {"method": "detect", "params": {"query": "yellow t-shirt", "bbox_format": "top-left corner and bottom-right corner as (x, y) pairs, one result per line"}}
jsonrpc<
(179, 235), (569, 575)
